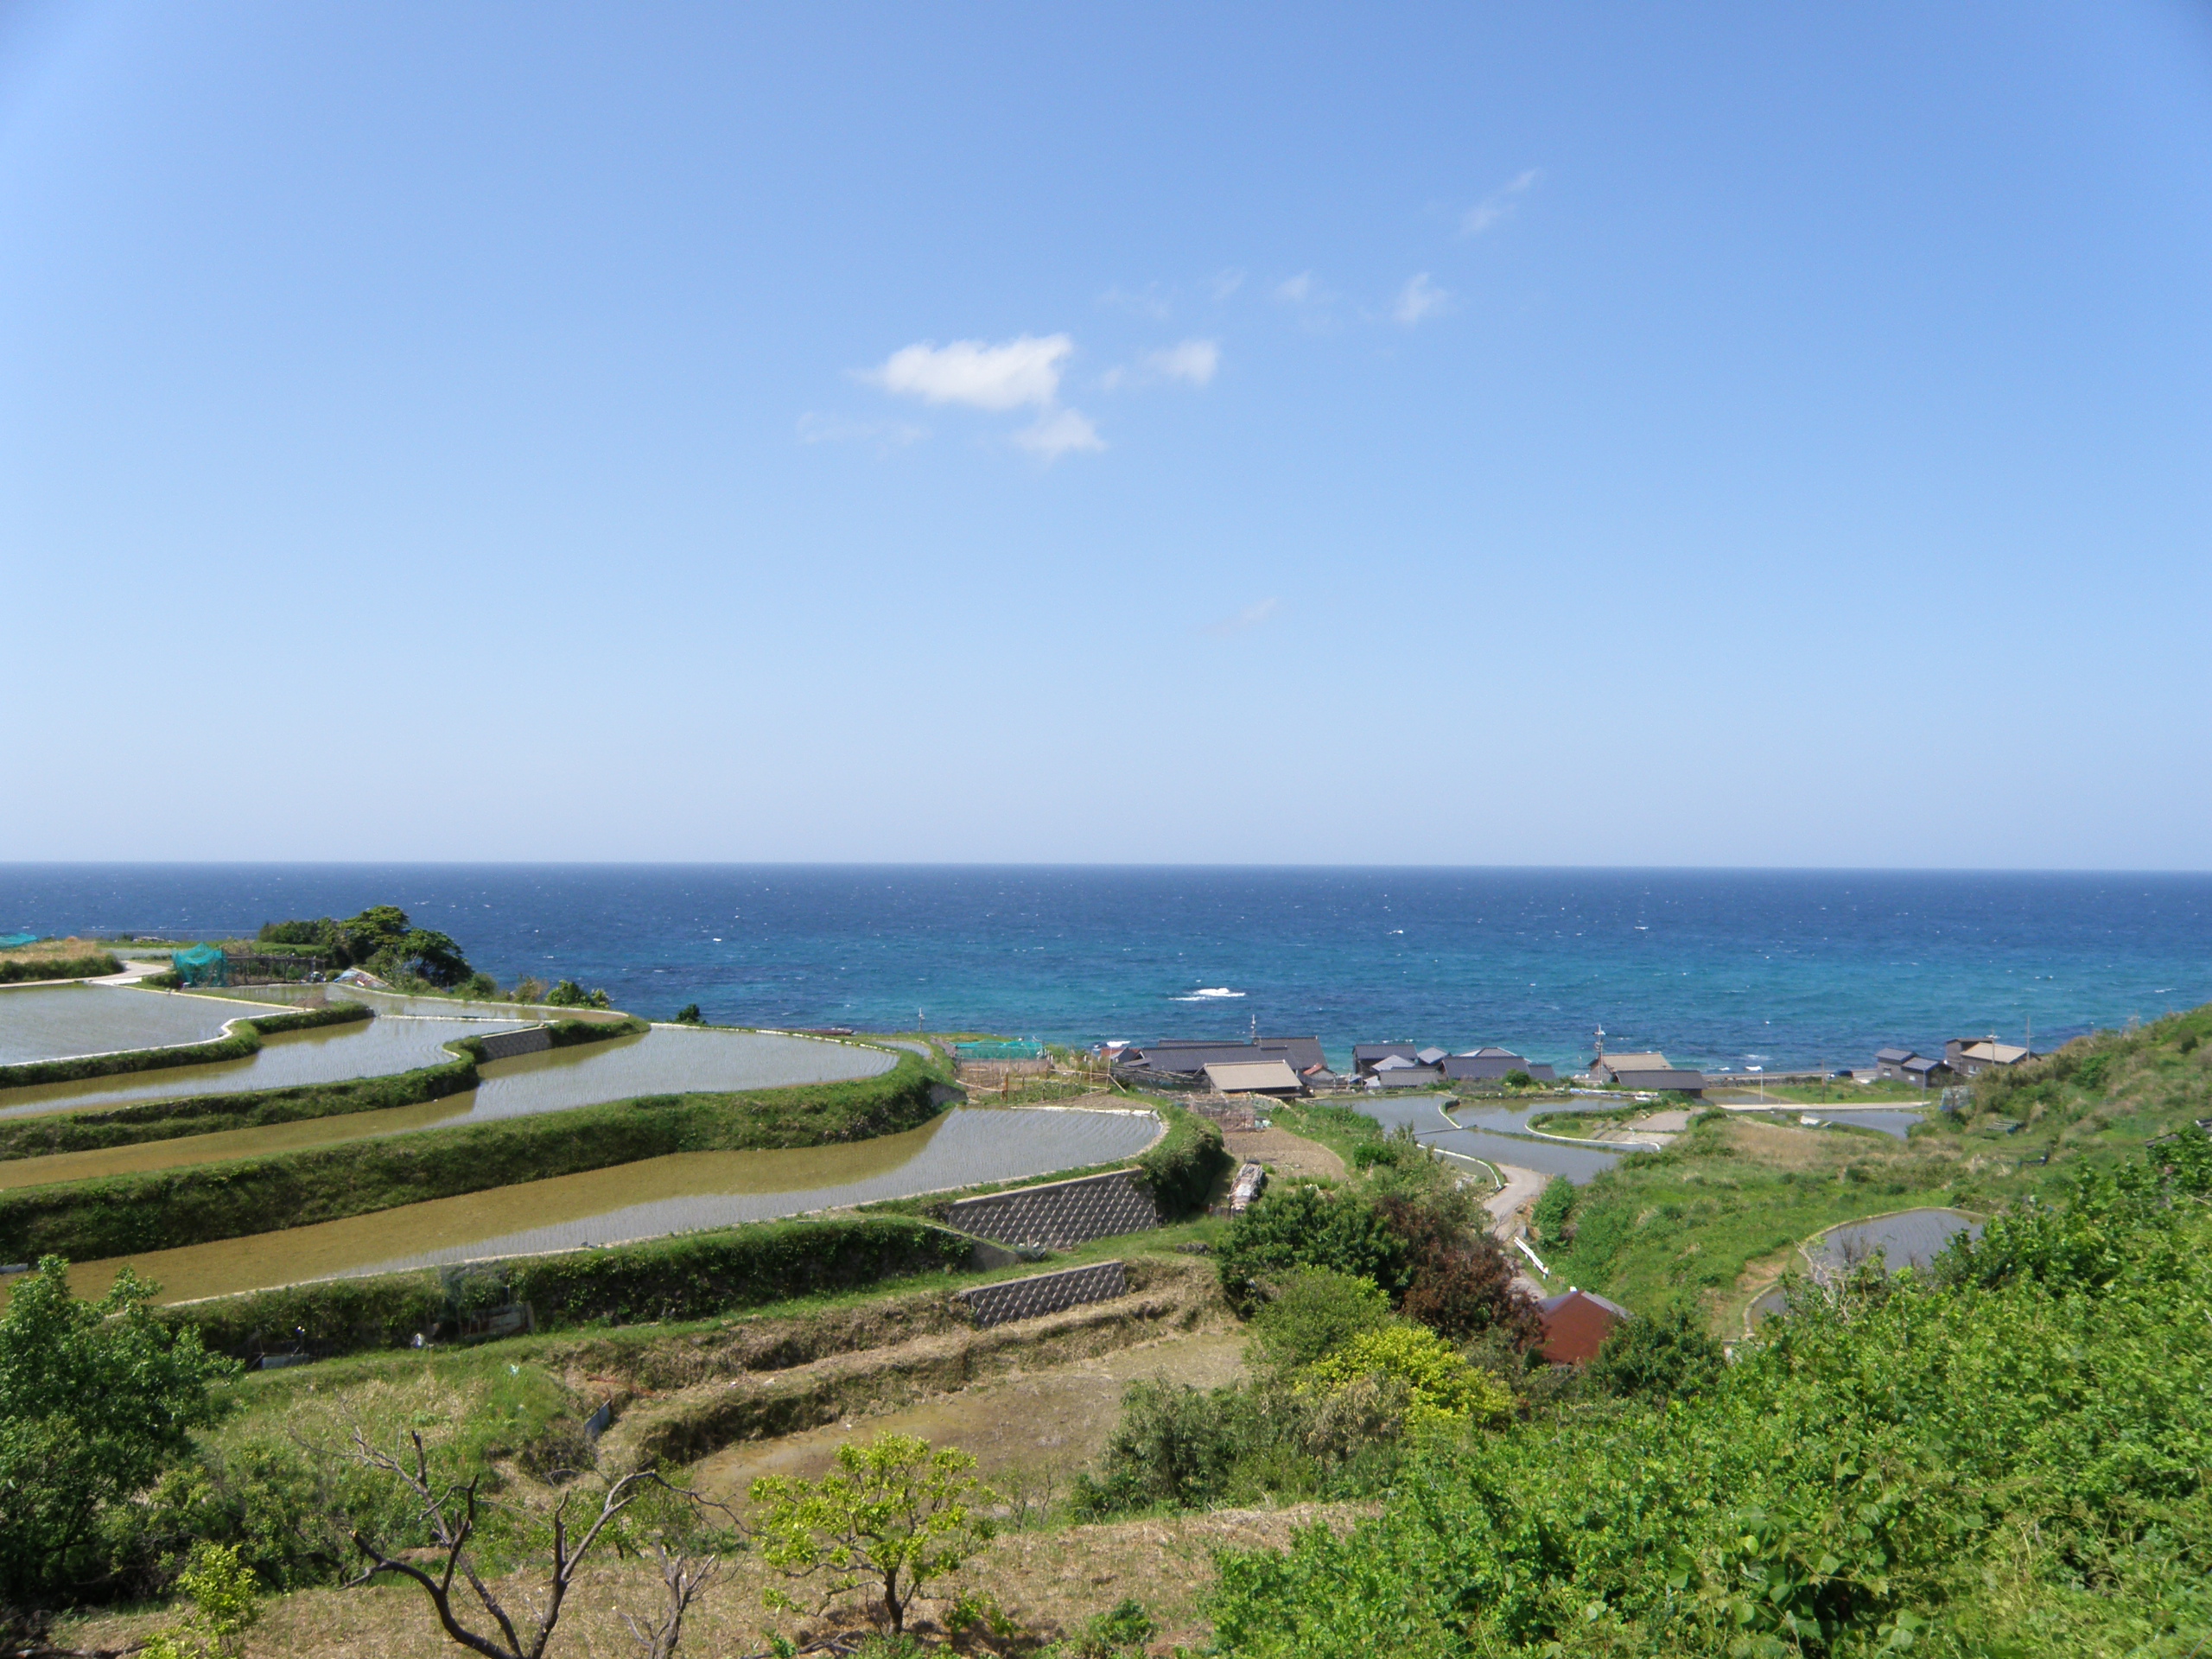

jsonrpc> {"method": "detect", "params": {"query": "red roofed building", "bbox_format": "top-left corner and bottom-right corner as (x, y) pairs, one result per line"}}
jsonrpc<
(1537, 1287), (1633, 1364)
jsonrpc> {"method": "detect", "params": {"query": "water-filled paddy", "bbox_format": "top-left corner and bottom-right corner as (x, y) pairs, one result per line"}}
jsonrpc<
(1354, 1093), (1624, 1184)
(0, 983), (287, 1065)
(1748, 1206), (1982, 1325)
(0, 1014), (524, 1119)
(0, 1005), (893, 1130)
(56, 1105), (1162, 1304)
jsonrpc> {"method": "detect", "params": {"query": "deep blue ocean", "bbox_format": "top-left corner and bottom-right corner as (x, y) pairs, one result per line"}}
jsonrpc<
(3, 866), (2207, 1074)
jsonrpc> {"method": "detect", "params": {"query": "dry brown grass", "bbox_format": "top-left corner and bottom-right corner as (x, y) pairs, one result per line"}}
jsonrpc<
(1219, 1124), (1346, 1183)
(54, 1503), (1370, 1657)
(0, 936), (109, 965)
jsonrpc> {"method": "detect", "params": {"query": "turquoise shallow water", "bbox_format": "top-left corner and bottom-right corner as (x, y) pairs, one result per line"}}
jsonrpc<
(3, 865), (2207, 1072)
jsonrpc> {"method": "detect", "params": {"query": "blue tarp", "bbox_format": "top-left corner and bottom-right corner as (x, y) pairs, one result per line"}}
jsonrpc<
(0, 932), (41, 950)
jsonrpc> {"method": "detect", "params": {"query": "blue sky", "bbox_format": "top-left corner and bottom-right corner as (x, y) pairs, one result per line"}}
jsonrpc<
(3, 3), (2209, 867)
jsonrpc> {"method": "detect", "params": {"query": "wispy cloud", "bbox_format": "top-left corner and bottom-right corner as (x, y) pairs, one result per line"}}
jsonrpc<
(1012, 408), (1105, 461)
(1275, 272), (1317, 304)
(796, 411), (926, 447)
(1145, 340), (1219, 385)
(1104, 338), (1221, 391)
(865, 334), (1071, 410)
(1393, 272), (1449, 325)
(1100, 283), (1173, 319)
(1210, 269), (1246, 301)
(1460, 168), (1541, 237)
(1205, 596), (1281, 636)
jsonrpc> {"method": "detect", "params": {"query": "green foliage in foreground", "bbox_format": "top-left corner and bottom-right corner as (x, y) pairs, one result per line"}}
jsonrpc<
(753, 1432), (997, 1638)
(0, 1048), (939, 1262)
(0, 952), (124, 985)
(1205, 1134), (2212, 1657)
(160, 1215), (976, 1358)
(0, 1259), (234, 1605)
(0, 1001), (372, 1094)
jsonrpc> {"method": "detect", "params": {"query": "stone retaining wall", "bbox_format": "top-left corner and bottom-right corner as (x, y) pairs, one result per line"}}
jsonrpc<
(476, 1027), (553, 1062)
(954, 1260), (1128, 1329)
(944, 1167), (1160, 1249)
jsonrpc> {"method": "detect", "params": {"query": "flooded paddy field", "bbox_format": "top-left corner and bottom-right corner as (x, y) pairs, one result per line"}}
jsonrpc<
(0, 1013), (528, 1120)
(1748, 1206), (1982, 1325)
(0, 982), (290, 1065)
(56, 1105), (1163, 1305)
(1, 1009), (893, 1133)
(1354, 1092), (1625, 1184)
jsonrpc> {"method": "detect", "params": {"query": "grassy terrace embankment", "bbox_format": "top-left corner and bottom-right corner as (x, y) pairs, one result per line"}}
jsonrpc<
(0, 1001), (374, 1091)
(0, 1046), (940, 1262)
(0, 950), (124, 985)
(156, 1214), (979, 1357)
(0, 1014), (645, 1160)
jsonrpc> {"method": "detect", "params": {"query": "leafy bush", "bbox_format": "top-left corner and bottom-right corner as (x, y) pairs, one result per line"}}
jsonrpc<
(1301, 1324), (1514, 1430)
(753, 1433), (995, 1638)
(1380, 1193), (1542, 1347)
(1068, 1379), (1266, 1516)
(1205, 1137), (2212, 1657)
(1132, 1103), (1230, 1218)
(1586, 1300), (1726, 1402)
(1249, 1269), (1392, 1374)
(1531, 1174), (1575, 1243)
(1216, 1185), (1408, 1313)
(544, 978), (613, 1009)
(0, 1260), (234, 1605)
(0, 952), (123, 984)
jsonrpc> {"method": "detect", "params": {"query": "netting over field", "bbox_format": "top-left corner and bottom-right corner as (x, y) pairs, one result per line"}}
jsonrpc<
(957, 1039), (1046, 1059)
(171, 945), (228, 988)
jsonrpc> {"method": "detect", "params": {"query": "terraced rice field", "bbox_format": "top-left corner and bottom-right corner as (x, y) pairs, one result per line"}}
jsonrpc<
(57, 1104), (1164, 1303)
(0, 982), (284, 1065)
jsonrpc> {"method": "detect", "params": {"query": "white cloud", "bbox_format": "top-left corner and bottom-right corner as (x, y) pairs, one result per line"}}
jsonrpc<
(1143, 339), (1219, 386)
(1011, 407), (1105, 461)
(1210, 269), (1246, 301)
(1460, 168), (1541, 237)
(1100, 283), (1173, 319)
(1206, 597), (1281, 636)
(1275, 272), (1315, 303)
(796, 411), (925, 446)
(866, 334), (1071, 410)
(1393, 272), (1448, 326)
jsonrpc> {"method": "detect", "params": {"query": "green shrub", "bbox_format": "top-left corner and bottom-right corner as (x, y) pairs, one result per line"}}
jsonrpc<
(1069, 1379), (1262, 1516)
(1301, 1323), (1514, 1430)
(1532, 1174), (1575, 1243)
(0, 952), (124, 985)
(1132, 1103), (1230, 1217)
(1215, 1185), (1408, 1313)
(1586, 1300), (1726, 1402)
(0, 1260), (235, 1605)
(1249, 1269), (1393, 1374)
(1205, 1138), (2212, 1657)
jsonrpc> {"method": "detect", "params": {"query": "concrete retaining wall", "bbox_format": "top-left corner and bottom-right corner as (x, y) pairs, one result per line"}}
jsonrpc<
(944, 1167), (1160, 1249)
(954, 1260), (1128, 1329)
(476, 1027), (553, 1062)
